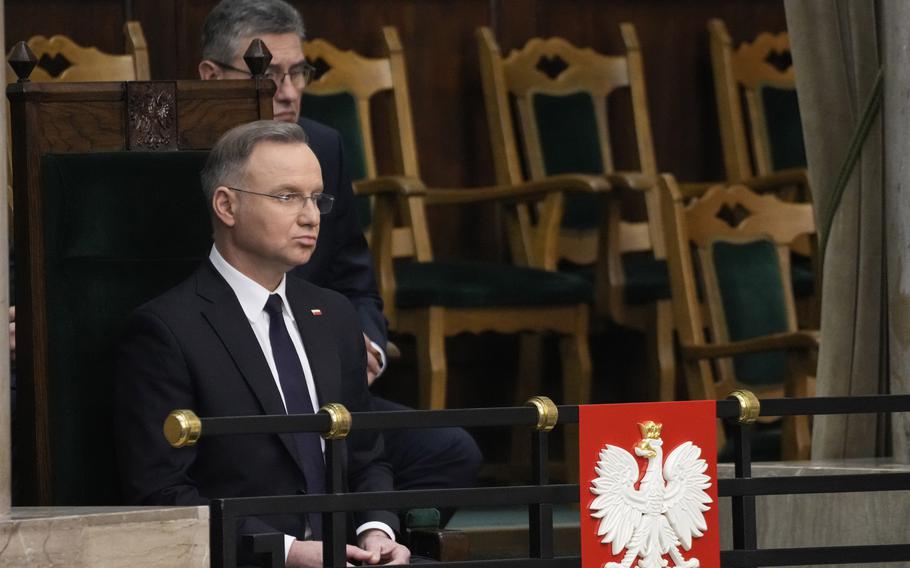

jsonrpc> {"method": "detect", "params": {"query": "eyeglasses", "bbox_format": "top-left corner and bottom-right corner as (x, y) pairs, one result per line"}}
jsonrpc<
(227, 186), (334, 214)
(212, 60), (316, 89)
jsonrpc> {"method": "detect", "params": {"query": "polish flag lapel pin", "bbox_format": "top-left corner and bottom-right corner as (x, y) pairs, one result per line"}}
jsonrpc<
(310, 308), (323, 316)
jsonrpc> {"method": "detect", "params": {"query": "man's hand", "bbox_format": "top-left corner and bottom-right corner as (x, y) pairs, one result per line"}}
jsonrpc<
(357, 529), (411, 565)
(286, 539), (385, 567)
(364, 333), (382, 386)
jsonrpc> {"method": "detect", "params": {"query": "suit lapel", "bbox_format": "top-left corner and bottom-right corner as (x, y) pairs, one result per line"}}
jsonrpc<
(195, 262), (308, 472)
(286, 279), (341, 406)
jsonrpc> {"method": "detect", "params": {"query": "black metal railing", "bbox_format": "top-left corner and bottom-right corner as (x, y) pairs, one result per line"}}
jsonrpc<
(168, 393), (910, 567)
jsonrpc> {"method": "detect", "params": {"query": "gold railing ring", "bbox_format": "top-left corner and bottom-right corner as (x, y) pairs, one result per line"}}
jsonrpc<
(526, 396), (559, 431)
(319, 403), (352, 440)
(164, 409), (202, 448)
(728, 390), (761, 424)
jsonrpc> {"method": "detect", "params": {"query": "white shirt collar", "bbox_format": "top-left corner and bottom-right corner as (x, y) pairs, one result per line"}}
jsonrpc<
(209, 245), (291, 321)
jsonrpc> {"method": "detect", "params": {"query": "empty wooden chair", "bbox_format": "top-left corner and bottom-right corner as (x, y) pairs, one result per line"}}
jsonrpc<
(660, 173), (815, 460)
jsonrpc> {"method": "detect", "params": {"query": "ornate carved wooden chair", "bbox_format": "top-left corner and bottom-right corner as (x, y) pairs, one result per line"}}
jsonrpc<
(5, 22), (151, 211)
(708, 19), (817, 327)
(659, 173), (815, 461)
(6, 21), (150, 82)
(300, 28), (606, 477)
(476, 24), (675, 401)
(708, 18), (805, 186)
(7, 42), (274, 504)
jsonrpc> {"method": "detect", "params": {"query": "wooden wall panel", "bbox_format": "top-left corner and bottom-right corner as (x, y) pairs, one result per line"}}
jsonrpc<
(6, 0), (126, 55)
(5, 0), (789, 257)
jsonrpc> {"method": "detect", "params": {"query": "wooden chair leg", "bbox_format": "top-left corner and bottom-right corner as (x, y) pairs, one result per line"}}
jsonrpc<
(648, 300), (676, 401)
(416, 307), (447, 409)
(558, 306), (591, 482)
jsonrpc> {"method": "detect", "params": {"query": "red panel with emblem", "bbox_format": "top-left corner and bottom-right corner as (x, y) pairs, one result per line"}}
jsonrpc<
(579, 400), (720, 568)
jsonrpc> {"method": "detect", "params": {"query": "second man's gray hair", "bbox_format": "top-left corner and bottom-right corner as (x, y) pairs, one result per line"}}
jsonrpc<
(200, 120), (309, 209)
(201, 0), (306, 64)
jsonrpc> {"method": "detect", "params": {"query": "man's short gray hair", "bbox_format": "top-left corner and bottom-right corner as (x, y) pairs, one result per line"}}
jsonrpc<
(201, 0), (305, 64)
(200, 120), (309, 209)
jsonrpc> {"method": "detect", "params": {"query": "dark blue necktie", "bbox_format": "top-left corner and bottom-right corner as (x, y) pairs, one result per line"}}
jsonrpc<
(264, 294), (325, 539)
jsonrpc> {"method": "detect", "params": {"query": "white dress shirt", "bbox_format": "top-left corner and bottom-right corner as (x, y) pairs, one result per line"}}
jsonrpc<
(209, 246), (394, 558)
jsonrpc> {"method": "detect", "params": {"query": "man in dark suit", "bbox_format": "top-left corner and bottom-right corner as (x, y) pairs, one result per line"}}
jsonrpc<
(115, 121), (412, 566)
(197, 0), (481, 499)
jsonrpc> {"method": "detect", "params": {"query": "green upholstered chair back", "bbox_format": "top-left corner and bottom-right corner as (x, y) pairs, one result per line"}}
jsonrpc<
(756, 85), (806, 172)
(301, 30), (421, 232)
(709, 19), (804, 181)
(660, 177), (814, 400)
(40, 151), (211, 504)
(709, 238), (790, 386)
(477, 24), (663, 268)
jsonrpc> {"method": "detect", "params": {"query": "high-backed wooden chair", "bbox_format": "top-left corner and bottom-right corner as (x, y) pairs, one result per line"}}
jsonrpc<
(708, 19), (817, 326)
(7, 49), (274, 504)
(477, 24), (675, 401)
(708, 18), (805, 185)
(7, 21), (150, 83)
(659, 173), (815, 461)
(300, 28), (606, 475)
(5, 22), (151, 212)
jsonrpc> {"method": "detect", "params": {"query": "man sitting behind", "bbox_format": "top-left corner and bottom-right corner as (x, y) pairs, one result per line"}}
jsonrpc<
(114, 121), (411, 566)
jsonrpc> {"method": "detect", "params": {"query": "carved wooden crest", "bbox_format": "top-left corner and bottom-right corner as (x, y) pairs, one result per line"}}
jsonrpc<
(127, 82), (177, 151)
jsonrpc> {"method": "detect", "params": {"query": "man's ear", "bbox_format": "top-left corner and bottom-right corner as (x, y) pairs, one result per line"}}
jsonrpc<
(198, 60), (221, 80)
(212, 187), (237, 227)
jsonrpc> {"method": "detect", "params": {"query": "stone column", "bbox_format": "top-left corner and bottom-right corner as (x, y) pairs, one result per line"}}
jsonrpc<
(0, 0), (10, 516)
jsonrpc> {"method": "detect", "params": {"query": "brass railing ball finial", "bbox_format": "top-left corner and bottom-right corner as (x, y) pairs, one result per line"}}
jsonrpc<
(8, 41), (37, 82)
(243, 39), (272, 77)
(526, 396), (559, 431)
(164, 409), (202, 448)
(728, 390), (761, 424)
(319, 403), (352, 440)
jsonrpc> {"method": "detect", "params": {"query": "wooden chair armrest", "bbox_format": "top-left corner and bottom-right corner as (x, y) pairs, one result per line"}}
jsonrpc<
(354, 175), (427, 196)
(424, 174), (609, 205)
(681, 330), (820, 361)
(742, 168), (809, 192)
(385, 340), (402, 360)
(605, 171), (659, 191)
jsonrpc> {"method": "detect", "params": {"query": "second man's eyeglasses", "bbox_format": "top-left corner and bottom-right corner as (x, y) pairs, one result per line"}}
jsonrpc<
(213, 60), (316, 90)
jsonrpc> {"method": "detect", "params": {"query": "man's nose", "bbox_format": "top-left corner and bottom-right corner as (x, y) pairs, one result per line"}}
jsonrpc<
(297, 198), (320, 224)
(274, 75), (300, 101)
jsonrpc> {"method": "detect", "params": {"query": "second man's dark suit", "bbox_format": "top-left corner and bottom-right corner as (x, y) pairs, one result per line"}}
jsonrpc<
(292, 117), (482, 495)
(114, 261), (397, 537)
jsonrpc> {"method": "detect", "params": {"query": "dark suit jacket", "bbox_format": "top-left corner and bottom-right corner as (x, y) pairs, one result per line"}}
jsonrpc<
(114, 260), (397, 539)
(292, 117), (387, 350)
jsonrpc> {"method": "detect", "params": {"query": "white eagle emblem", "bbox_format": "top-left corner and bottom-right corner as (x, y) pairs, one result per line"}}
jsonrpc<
(589, 421), (713, 568)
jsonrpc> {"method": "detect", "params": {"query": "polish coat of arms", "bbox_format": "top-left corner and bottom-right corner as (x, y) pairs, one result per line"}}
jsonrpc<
(589, 421), (713, 568)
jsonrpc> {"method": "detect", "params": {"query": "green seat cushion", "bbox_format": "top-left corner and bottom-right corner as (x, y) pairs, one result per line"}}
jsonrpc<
(758, 85), (807, 172)
(712, 239), (790, 387)
(41, 151), (212, 505)
(395, 260), (592, 308)
(300, 92), (372, 228)
(405, 508), (441, 529)
(560, 251), (671, 306)
(532, 92), (604, 232)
